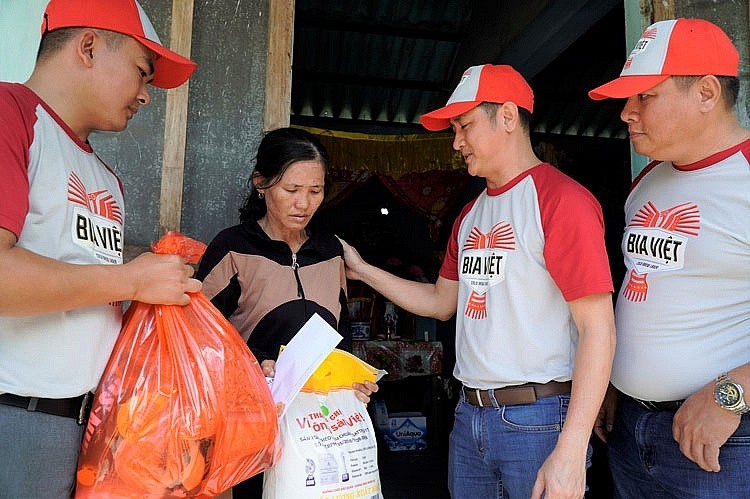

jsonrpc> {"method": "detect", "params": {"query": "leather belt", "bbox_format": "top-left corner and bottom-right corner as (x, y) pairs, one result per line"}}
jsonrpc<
(462, 381), (572, 407)
(631, 397), (685, 412)
(0, 392), (93, 425)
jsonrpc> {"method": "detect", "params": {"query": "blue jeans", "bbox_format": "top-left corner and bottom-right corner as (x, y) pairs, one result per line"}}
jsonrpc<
(609, 395), (750, 499)
(448, 391), (591, 499)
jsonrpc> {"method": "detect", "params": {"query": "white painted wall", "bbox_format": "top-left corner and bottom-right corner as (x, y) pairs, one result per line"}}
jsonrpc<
(0, 0), (47, 82)
(623, 0), (650, 178)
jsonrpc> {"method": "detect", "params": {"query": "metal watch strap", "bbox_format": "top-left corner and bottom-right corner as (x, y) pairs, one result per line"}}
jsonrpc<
(716, 373), (750, 415)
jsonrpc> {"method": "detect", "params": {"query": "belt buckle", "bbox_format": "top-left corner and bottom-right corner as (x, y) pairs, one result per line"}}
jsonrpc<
(26, 397), (39, 412)
(635, 398), (659, 411)
(475, 389), (484, 408)
(77, 392), (92, 425)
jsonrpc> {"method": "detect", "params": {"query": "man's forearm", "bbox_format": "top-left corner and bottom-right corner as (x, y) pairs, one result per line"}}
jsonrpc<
(0, 244), (133, 315)
(0, 235), (198, 316)
(355, 262), (457, 320)
(560, 329), (615, 450)
(559, 294), (616, 450)
(723, 364), (750, 390)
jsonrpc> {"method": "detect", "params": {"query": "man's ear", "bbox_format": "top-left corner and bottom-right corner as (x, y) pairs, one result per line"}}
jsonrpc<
(696, 75), (722, 112)
(499, 101), (519, 132)
(76, 30), (97, 67)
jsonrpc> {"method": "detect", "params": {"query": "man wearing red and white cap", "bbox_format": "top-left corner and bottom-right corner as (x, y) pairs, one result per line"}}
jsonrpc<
(0, 1), (201, 496)
(342, 64), (615, 498)
(590, 18), (750, 497)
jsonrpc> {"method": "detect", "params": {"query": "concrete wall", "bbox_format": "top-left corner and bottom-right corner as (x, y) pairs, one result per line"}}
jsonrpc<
(90, 0), (270, 247)
(674, 0), (750, 127)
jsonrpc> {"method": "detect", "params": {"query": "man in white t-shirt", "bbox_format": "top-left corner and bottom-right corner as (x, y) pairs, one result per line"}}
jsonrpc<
(0, 1), (201, 496)
(342, 64), (615, 499)
(589, 18), (750, 498)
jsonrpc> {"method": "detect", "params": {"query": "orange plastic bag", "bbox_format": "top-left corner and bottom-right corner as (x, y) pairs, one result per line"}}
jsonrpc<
(75, 232), (280, 498)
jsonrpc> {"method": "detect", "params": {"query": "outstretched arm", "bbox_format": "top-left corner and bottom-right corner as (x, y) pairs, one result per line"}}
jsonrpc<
(339, 238), (458, 320)
(0, 227), (201, 316)
(532, 292), (616, 499)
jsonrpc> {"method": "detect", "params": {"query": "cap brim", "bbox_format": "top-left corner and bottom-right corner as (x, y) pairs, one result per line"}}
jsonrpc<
(420, 101), (481, 131)
(588, 74), (670, 100)
(136, 36), (197, 89)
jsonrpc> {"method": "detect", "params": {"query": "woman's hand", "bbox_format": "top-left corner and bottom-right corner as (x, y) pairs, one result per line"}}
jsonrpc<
(352, 380), (379, 404)
(261, 359), (276, 377)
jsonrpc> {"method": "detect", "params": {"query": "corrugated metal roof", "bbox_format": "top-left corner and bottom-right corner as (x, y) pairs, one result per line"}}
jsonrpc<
(292, 0), (471, 126)
(291, 0), (627, 139)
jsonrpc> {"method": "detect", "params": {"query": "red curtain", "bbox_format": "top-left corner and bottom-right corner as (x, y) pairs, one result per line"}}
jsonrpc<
(298, 126), (469, 240)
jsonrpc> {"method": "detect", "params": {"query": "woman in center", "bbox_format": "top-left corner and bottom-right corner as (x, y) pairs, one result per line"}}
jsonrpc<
(196, 127), (376, 497)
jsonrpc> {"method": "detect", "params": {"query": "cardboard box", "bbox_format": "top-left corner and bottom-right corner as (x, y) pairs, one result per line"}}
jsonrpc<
(382, 412), (427, 452)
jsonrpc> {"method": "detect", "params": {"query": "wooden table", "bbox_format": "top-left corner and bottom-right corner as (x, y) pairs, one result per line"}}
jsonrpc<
(352, 340), (443, 381)
(353, 340), (445, 447)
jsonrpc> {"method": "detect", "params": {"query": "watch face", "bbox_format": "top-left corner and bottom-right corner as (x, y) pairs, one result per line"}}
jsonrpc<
(716, 381), (742, 407)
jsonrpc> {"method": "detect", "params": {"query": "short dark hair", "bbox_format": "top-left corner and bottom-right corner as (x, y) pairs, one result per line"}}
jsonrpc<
(239, 127), (330, 222)
(37, 28), (78, 62)
(36, 28), (127, 63)
(478, 101), (532, 134)
(672, 75), (740, 109)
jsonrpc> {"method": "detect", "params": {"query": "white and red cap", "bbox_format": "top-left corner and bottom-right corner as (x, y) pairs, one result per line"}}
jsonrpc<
(589, 18), (738, 100)
(41, 0), (197, 89)
(420, 64), (534, 131)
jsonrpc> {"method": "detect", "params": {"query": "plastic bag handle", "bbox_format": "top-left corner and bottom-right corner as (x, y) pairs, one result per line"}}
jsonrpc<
(151, 231), (207, 264)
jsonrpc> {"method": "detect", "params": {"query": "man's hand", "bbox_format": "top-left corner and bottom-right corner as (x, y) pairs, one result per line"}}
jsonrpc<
(672, 381), (741, 472)
(352, 381), (379, 404)
(337, 236), (458, 320)
(337, 237), (366, 281)
(126, 252), (201, 305)
(593, 384), (618, 443)
(531, 442), (586, 499)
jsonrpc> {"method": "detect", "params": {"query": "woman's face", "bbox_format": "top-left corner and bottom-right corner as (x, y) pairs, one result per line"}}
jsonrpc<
(259, 159), (326, 237)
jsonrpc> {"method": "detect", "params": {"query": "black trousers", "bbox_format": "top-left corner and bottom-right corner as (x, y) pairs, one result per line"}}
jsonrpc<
(232, 472), (263, 498)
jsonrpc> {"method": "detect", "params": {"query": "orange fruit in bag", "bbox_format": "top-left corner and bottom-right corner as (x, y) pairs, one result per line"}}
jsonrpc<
(116, 389), (172, 441)
(114, 437), (205, 493)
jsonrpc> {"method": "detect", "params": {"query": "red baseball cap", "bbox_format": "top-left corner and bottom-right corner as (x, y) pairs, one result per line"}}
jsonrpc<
(589, 18), (738, 100)
(42, 0), (197, 89)
(420, 64), (534, 131)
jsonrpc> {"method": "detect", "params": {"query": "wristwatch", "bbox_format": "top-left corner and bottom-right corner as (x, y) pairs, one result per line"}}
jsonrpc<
(714, 373), (750, 415)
